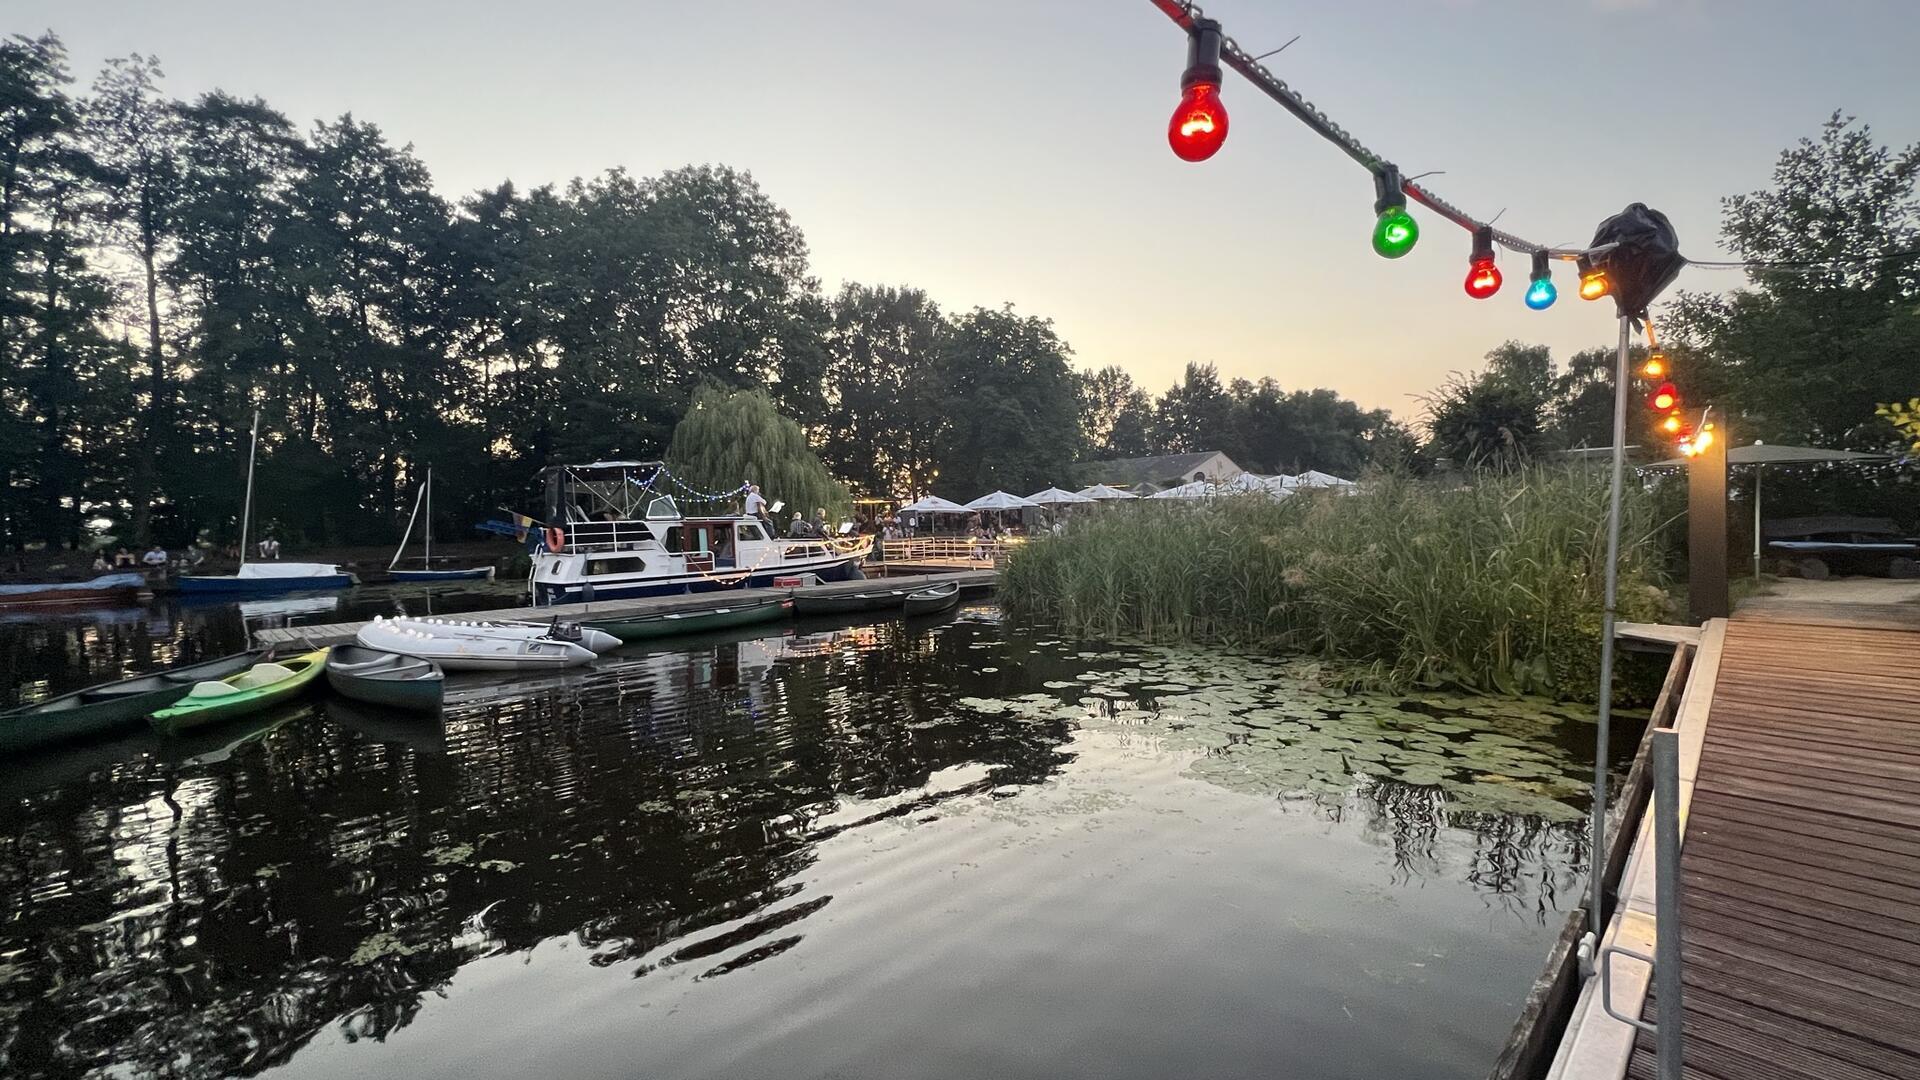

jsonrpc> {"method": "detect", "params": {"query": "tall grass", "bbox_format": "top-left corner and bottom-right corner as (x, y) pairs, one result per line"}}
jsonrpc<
(1001, 468), (1671, 699)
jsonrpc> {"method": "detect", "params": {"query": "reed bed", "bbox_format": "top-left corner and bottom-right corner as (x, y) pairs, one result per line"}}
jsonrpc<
(1000, 468), (1670, 699)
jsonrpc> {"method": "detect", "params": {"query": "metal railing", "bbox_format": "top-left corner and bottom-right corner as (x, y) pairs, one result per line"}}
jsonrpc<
(880, 537), (1006, 566)
(557, 520), (659, 553)
(1597, 727), (1685, 1080)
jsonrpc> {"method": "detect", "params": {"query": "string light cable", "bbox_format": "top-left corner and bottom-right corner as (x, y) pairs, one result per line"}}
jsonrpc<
(1151, 1), (1920, 281)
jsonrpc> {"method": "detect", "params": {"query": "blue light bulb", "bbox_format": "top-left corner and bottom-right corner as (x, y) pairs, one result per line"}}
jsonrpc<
(1525, 277), (1557, 311)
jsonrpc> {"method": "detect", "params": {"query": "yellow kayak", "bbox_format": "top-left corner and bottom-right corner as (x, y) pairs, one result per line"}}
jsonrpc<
(149, 648), (330, 735)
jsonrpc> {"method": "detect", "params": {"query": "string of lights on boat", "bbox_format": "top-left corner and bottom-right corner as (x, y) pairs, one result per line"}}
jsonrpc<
(1151, 0), (1920, 308)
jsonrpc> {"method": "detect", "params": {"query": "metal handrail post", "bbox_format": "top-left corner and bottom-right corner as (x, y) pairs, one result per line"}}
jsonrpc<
(1651, 728), (1685, 1080)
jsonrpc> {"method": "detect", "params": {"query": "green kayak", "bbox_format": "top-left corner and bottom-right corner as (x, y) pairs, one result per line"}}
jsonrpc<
(150, 649), (330, 735)
(585, 598), (791, 642)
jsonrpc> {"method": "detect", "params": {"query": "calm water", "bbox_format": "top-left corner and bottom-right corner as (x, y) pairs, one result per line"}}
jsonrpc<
(0, 588), (1631, 1080)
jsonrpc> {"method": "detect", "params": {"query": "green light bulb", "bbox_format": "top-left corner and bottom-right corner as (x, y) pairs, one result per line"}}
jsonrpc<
(1372, 207), (1418, 259)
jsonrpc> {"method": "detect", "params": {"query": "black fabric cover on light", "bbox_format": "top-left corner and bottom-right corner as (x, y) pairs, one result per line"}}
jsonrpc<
(1590, 203), (1684, 320)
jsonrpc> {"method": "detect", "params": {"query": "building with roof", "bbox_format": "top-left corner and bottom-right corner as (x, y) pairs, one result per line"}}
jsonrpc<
(1075, 450), (1243, 494)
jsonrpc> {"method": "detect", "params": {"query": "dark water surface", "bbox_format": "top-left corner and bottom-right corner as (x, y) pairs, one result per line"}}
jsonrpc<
(0, 589), (1624, 1080)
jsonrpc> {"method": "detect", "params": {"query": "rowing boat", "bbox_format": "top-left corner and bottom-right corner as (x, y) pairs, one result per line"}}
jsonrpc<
(0, 572), (146, 611)
(325, 645), (445, 713)
(357, 619), (595, 671)
(584, 598), (792, 642)
(902, 580), (961, 617)
(0, 649), (268, 755)
(150, 649), (330, 735)
(791, 586), (913, 616)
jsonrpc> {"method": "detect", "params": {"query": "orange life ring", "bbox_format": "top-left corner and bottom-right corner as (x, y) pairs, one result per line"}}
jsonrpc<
(544, 527), (565, 553)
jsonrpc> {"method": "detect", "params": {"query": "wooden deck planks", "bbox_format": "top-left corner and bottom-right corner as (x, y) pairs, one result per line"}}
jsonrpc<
(1626, 613), (1920, 1080)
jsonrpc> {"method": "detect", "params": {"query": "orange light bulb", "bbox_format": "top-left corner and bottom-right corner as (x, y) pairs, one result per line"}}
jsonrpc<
(1640, 353), (1667, 379)
(1579, 269), (1610, 301)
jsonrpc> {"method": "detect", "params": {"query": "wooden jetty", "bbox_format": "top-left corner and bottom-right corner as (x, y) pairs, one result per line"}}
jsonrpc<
(1545, 598), (1920, 1080)
(253, 570), (997, 648)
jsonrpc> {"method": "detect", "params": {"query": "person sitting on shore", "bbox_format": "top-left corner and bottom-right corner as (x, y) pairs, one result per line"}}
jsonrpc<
(112, 546), (136, 568)
(257, 536), (281, 560)
(141, 544), (169, 567)
(91, 554), (111, 573)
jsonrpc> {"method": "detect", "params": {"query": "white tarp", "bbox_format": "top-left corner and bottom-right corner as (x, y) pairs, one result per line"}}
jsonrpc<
(1027, 486), (1094, 505)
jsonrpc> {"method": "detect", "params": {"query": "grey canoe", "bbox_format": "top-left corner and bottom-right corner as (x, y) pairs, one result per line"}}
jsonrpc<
(902, 579), (962, 617)
(0, 649), (266, 756)
(325, 645), (445, 714)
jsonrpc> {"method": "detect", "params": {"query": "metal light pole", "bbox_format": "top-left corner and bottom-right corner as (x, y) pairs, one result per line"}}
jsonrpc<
(1587, 314), (1632, 943)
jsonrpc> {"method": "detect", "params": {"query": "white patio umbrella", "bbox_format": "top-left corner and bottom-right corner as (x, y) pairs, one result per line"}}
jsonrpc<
(964, 490), (1041, 511)
(898, 495), (968, 514)
(1648, 441), (1888, 578)
(1075, 483), (1139, 500)
(1027, 486), (1094, 505)
(1148, 479), (1214, 499)
(1291, 470), (1356, 488)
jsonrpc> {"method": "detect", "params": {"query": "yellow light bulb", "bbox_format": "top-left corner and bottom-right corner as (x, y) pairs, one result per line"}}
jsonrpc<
(1640, 353), (1667, 379)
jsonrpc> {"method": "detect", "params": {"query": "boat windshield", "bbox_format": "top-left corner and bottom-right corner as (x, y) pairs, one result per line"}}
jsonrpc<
(645, 495), (680, 520)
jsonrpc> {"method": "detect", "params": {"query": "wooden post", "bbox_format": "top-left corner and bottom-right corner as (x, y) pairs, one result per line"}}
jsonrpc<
(1688, 421), (1729, 621)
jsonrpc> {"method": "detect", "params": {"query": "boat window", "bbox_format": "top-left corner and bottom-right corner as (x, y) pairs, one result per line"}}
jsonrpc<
(645, 495), (680, 520)
(589, 557), (648, 576)
(737, 522), (763, 542)
(663, 526), (682, 553)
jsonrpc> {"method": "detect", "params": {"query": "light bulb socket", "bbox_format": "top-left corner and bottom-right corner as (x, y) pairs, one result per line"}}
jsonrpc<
(1181, 19), (1225, 89)
(1530, 250), (1551, 283)
(1469, 225), (1496, 266)
(1373, 164), (1407, 216)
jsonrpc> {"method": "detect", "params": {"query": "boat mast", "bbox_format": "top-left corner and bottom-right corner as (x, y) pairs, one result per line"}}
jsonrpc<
(239, 409), (260, 567)
(389, 472), (426, 570)
(425, 467), (433, 567)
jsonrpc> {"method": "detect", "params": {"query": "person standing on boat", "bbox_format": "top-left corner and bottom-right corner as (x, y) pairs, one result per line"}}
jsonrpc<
(744, 483), (772, 530)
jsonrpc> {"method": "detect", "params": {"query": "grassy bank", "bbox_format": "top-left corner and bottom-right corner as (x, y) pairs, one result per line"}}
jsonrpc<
(1000, 468), (1671, 699)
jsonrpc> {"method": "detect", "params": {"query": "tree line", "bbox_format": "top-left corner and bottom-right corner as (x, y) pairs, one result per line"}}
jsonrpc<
(1, 33), (1410, 553)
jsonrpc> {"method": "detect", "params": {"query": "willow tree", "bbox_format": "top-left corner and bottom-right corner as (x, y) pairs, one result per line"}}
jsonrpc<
(665, 385), (849, 521)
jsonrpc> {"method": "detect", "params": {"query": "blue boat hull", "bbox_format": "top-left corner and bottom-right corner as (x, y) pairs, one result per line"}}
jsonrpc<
(176, 574), (353, 594)
(535, 556), (864, 604)
(390, 568), (494, 582)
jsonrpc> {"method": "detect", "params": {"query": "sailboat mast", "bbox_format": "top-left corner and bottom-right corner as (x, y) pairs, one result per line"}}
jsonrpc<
(425, 467), (433, 566)
(389, 474), (426, 570)
(239, 409), (260, 567)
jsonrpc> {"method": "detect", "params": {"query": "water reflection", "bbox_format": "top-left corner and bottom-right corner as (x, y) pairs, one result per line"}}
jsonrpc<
(0, 608), (1613, 1080)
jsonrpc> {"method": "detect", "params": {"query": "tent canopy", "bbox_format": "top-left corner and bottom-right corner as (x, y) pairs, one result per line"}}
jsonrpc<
(1075, 483), (1138, 500)
(1148, 480), (1213, 499)
(1027, 486), (1094, 505)
(1290, 470), (1356, 488)
(898, 495), (967, 514)
(965, 490), (1040, 511)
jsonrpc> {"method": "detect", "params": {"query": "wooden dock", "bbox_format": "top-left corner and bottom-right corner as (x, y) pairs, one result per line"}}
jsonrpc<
(1549, 601), (1920, 1080)
(253, 570), (997, 647)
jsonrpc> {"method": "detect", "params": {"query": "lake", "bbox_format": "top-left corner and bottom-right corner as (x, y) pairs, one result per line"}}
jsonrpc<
(0, 588), (1632, 1079)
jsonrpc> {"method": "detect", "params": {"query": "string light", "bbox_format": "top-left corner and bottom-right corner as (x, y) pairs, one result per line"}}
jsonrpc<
(1371, 164), (1418, 259)
(1577, 254), (1611, 301)
(1640, 351), (1668, 379)
(1464, 226), (1501, 300)
(1525, 250), (1557, 310)
(1650, 383), (1679, 411)
(1661, 411), (1684, 435)
(1168, 17), (1228, 162)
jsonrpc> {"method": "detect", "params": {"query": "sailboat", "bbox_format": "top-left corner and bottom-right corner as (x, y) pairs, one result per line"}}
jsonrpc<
(389, 467), (496, 582)
(177, 411), (354, 594)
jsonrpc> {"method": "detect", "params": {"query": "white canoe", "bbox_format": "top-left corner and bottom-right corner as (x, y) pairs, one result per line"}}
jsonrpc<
(387, 616), (619, 655)
(358, 620), (596, 671)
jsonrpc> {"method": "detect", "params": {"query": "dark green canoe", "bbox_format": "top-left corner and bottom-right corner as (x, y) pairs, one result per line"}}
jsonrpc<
(585, 598), (791, 642)
(0, 649), (267, 756)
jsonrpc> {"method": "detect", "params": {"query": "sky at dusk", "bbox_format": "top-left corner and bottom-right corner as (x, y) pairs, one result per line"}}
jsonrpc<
(13, 0), (1920, 418)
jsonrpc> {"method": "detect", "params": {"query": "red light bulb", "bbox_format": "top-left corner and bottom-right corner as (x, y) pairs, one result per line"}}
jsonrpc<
(1464, 258), (1502, 300)
(1168, 83), (1228, 162)
(1650, 383), (1678, 411)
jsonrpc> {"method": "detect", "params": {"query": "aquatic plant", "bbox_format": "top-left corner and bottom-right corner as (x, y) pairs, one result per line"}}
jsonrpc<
(1000, 467), (1670, 699)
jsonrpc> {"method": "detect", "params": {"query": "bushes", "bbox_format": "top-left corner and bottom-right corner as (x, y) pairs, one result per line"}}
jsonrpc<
(1000, 468), (1671, 699)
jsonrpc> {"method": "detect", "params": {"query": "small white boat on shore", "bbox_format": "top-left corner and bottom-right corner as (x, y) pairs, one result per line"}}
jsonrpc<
(357, 619), (596, 671)
(387, 616), (619, 654)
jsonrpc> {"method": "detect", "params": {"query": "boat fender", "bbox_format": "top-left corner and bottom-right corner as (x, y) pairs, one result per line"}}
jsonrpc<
(545, 527), (566, 553)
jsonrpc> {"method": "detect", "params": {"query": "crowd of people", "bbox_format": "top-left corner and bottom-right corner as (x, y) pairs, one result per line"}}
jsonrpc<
(90, 534), (282, 574)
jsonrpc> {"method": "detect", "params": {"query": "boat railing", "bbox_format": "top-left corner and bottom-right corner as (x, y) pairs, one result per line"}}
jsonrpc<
(561, 521), (659, 553)
(880, 537), (1005, 566)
